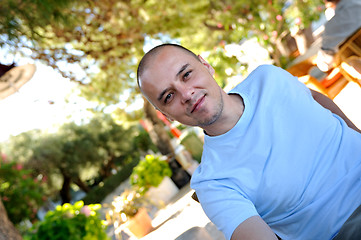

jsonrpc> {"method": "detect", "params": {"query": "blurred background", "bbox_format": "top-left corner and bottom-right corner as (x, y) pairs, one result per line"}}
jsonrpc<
(1, 0), (360, 239)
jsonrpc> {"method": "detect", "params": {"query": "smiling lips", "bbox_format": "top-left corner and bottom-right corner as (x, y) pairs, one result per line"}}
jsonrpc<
(191, 95), (205, 113)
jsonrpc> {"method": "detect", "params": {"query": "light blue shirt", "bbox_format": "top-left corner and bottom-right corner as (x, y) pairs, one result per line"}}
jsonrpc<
(191, 65), (361, 240)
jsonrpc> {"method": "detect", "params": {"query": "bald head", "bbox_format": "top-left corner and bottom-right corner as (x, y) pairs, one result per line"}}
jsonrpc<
(137, 44), (200, 90)
(135, 42), (228, 130)
(135, 43), (242, 135)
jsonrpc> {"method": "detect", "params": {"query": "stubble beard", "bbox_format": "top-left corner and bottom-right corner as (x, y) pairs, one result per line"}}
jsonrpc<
(197, 90), (224, 127)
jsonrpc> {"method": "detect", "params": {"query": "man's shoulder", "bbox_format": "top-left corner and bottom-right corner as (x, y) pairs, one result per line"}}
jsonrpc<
(247, 64), (278, 77)
(241, 64), (282, 83)
(230, 64), (283, 92)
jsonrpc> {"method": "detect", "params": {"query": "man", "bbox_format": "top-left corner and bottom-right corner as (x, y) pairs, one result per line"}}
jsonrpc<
(316, 0), (361, 72)
(137, 44), (361, 240)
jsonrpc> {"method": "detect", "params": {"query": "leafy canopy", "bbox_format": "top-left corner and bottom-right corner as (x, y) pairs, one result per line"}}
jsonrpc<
(2, 0), (324, 107)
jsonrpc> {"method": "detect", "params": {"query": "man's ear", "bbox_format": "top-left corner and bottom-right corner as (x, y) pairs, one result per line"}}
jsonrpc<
(198, 55), (215, 75)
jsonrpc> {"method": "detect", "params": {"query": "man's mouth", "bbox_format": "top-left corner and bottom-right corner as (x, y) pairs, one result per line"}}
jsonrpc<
(191, 95), (205, 113)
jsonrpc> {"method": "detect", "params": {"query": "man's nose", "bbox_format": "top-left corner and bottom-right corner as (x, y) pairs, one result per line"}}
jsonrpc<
(179, 85), (194, 104)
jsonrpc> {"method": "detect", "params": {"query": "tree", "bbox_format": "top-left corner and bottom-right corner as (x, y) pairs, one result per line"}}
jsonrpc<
(4, 114), (149, 203)
(0, 161), (46, 226)
(0, 1), (82, 236)
(5, 0), (325, 82)
(1, 0), (326, 196)
(2, 0), (326, 202)
(0, 197), (21, 240)
(0, 0), (80, 48)
(3, 0), (324, 144)
(186, 0), (324, 66)
(0, 0), (325, 235)
(0, 155), (22, 239)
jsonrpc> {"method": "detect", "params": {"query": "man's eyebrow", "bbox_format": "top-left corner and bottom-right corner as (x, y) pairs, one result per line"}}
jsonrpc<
(157, 63), (190, 102)
(176, 63), (189, 77)
(157, 88), (170, 102)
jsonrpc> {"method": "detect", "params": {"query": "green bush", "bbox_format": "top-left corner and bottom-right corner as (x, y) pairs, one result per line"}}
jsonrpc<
(25, 201), (109, 240)
(82, 158), (139, 204)
(0, 160), (46, 225)
(130, 154), (172, 194)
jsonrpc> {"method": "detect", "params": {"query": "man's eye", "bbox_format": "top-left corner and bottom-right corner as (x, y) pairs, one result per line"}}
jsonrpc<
(183, 71), (191, 80)
(164, 93), (173, 103)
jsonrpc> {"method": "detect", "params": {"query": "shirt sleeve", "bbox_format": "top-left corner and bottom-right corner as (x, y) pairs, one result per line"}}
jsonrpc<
(192, 178), (259, 240)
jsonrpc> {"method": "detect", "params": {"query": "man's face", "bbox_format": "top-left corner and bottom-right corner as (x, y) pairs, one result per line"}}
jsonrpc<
(140, 46), (224, 127)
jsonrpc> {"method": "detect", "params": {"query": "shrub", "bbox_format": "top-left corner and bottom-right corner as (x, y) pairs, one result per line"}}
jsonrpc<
(130, 154), (172, 194)
(0, 160), (46, 225)
(82, 158), (139, 204)
(25, 201), (109, 240)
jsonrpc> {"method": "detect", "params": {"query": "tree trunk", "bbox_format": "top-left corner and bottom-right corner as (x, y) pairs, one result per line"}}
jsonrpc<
(0, 198), (22, 240)
(60, 170), (72, 204)
(73, 176), (90, 193)
(99, 156), (116, 178)
(143, 100), (175, 157)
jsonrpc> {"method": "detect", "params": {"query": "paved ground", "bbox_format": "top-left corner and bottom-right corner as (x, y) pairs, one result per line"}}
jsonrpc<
(109, 183), (225, 240)
(140, 184), (225, 240)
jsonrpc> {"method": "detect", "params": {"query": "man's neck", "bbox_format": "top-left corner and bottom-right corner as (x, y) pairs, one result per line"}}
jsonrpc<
(203, 93), (244, 136)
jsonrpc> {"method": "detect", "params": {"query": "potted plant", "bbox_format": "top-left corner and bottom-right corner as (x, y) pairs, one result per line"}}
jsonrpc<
(106, 189), (153, 239)
(130, 154), (179, 205)
(130, 154), (173, 195)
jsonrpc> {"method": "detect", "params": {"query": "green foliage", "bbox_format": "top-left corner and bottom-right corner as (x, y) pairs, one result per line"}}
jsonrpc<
(4, 114), (154, 203)
(193, 0), (324, 66)
(132, 128), (158, 154)
(0, 0), (80, 46)
(3, 130), (42, 164)
(130, 154), (172, 194)
(0, 159), (46, 225)
(24, 201), (109, 240)
(1, 0), (325, 109)
(1, 0), (326, 203)
(82, 158), (140, 204)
